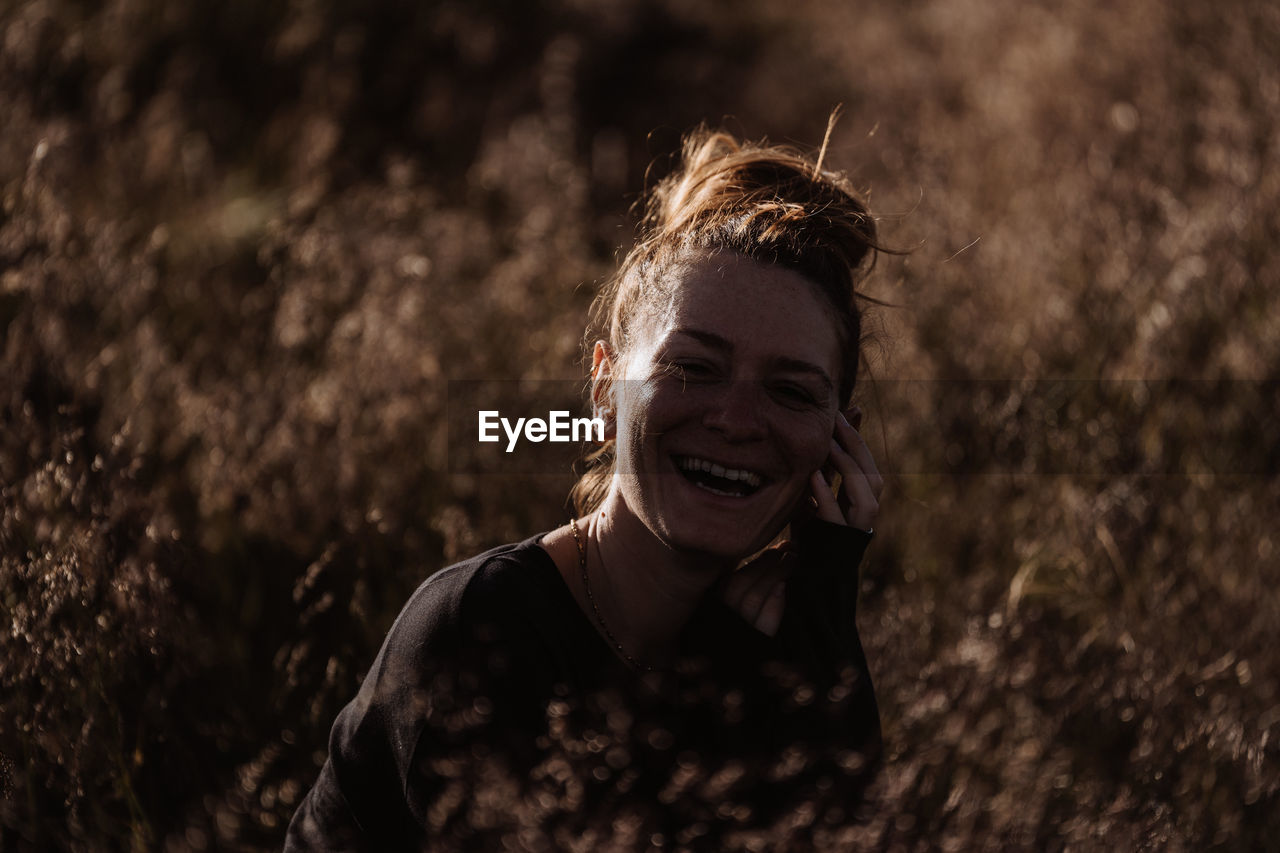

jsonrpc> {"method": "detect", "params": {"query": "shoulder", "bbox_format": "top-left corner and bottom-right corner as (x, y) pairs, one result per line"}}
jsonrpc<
(333, 533), (564, 757)
(459, 535), (562, 610)
(295, 536), (564, 848)
(382, 534), (559, 661)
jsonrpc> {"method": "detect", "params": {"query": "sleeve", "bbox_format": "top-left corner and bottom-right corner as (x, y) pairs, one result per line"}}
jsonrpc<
(284, 558), (558, 853)
(693, 517), (877, 692)
(687, 517), (882, 795)
(777, 517), (878, 681)
(775, 516), (881, 761)
(283, 730), (416, 853)
(284, 585), (459, 853)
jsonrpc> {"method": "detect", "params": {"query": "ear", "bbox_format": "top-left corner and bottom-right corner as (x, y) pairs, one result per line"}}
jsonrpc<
(590, 340), (618, 440)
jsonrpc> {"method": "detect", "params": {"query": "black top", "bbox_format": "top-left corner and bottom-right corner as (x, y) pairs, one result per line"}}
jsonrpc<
(285, 519), (879, 851)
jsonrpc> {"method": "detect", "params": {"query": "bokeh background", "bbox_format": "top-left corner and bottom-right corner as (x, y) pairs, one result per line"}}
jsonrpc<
(2, 0), (1278, 849)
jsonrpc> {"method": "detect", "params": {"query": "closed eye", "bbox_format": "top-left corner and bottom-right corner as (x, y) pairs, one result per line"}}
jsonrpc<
(668, 360), (719, 381)
(771, 382), (821, 408)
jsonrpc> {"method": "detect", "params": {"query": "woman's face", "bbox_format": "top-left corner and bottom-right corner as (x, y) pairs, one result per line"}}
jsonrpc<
(599, 250), (844, 561)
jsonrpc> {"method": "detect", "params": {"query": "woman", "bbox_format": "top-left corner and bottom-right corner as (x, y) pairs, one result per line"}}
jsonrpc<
(286, 126), (886, 851)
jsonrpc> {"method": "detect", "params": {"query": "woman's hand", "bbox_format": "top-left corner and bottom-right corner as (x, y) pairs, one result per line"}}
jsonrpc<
(720, 544), (794, 637)
(810, 406), (883, 532)
(721, 406), (883, 636)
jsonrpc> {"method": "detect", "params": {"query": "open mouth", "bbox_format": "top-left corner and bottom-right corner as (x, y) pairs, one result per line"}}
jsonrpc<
(673, 455), (766, 498)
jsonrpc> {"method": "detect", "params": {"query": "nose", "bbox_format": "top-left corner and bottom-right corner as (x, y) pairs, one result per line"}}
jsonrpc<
(701, 381), (768, 441)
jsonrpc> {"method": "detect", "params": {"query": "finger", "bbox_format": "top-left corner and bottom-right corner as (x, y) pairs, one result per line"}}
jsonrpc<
(845, 404), (863, 431)
(721, 568), (754, 610)
(810, 470), (844, 525)
(835, 411), (884, 500)
(738, 552), (792, 625)
(723, 547), (787, 609)
(753, 581), (786, 637)
(793, 490), (818, 521)
(829, 437), (878, 531)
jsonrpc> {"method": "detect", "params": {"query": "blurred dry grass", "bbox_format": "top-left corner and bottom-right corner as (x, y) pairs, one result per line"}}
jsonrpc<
(1, 0), (1277, 849)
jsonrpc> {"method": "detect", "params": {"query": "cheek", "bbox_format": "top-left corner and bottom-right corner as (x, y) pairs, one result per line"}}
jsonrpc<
(784, 414), (836, 478)
(614, 380), (665, 459)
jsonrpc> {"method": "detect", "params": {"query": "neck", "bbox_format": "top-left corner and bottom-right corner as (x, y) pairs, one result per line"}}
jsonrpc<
(585, 491), (733, 668)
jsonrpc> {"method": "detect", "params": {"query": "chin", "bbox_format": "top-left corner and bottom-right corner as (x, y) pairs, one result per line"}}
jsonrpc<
(652, 470), (789, 553)
(663, 514), (785, 562)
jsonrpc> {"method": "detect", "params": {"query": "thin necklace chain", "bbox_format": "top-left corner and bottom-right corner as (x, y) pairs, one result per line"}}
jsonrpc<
(570, 517), (653, 673)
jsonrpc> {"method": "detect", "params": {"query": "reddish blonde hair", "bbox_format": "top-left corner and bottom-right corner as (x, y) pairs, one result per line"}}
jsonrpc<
(571, 125), (884, 515)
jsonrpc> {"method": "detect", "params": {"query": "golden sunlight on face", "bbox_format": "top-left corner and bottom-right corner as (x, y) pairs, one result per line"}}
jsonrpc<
(607, 250), (843, 560)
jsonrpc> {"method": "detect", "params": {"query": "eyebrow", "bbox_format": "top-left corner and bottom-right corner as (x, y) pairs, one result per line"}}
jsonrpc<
(669, 328), (836, 391)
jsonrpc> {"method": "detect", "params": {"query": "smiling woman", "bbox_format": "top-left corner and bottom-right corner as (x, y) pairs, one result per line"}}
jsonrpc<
(593, 253), (849, 563)
(286, 125), (888, 851)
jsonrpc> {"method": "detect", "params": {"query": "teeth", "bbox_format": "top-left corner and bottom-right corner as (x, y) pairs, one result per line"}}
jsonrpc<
(675, 456), (763, 488)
